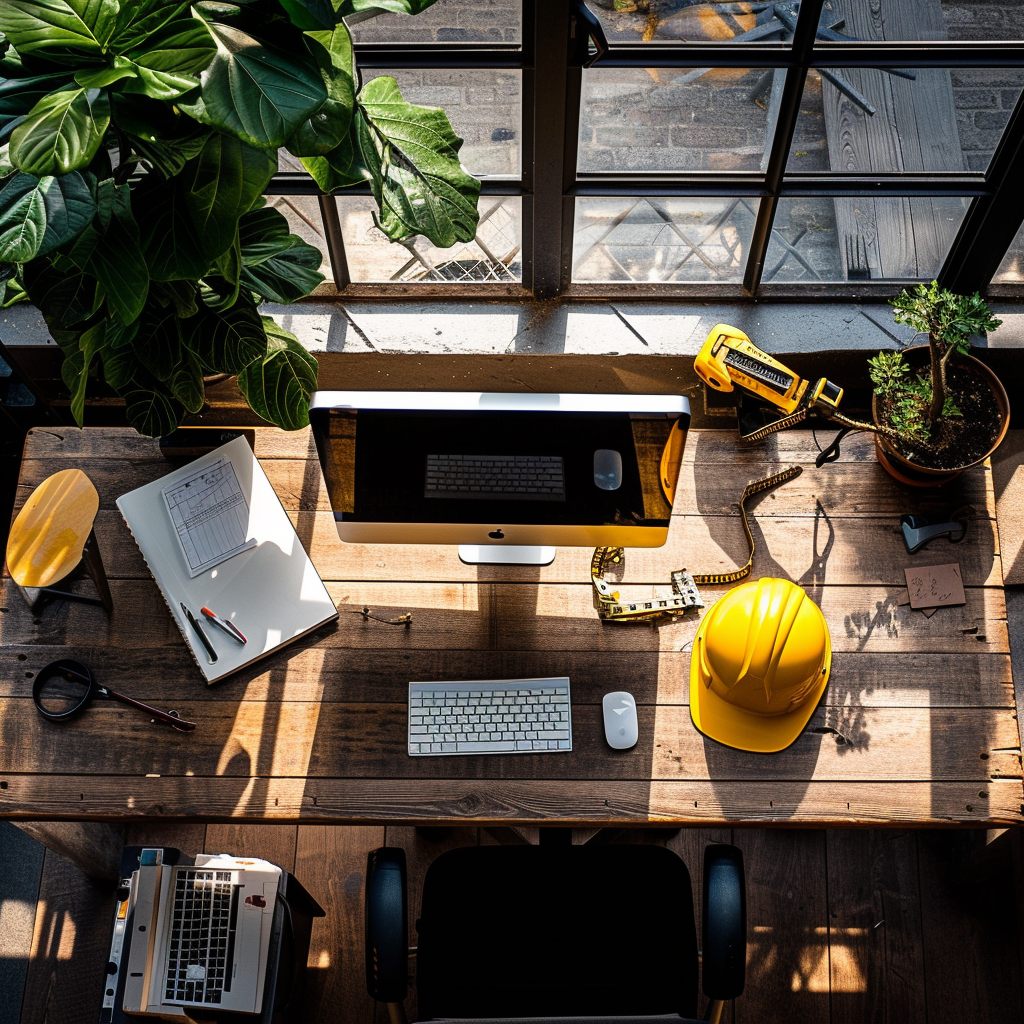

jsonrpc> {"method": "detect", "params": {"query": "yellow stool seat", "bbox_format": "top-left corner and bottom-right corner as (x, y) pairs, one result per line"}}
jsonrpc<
(6, 469), (102, 589)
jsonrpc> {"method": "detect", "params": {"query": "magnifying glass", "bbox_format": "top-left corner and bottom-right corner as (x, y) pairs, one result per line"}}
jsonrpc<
(32, 659), (196, 732)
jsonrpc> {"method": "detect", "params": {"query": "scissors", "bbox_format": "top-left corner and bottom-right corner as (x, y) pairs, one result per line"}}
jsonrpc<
(32, 659), (196, 732)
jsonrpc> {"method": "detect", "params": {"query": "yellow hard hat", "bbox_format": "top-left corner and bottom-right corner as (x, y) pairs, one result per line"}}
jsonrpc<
(690, 577), (831, 753)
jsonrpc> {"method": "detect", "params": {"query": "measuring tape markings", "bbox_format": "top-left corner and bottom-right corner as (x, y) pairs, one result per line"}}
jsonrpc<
(591, 465), (804, 622)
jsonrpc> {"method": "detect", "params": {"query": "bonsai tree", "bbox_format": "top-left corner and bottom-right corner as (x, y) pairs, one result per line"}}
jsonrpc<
(0, 0), (480, 436)
(867, 281), (1002, 445)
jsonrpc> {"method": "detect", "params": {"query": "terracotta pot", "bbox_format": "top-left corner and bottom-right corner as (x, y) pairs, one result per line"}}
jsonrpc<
(871, 347), (1010, 487)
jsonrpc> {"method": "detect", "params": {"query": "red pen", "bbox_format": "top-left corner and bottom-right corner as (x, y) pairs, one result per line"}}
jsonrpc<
(201, 606), (247, 644)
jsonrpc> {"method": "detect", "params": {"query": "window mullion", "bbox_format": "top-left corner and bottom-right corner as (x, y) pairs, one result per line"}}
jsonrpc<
(743, 0), (824, 294)
(532, 0), (573, 298)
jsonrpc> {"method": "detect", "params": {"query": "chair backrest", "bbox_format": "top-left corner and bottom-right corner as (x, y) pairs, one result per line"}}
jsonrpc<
(415, 844), (699, 1020)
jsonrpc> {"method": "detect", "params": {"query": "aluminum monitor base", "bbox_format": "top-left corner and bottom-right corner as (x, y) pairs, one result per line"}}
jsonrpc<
(458, 545), (557, 566)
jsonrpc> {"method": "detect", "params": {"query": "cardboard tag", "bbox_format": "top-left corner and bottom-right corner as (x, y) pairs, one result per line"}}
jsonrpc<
(904, 563), (965, 611)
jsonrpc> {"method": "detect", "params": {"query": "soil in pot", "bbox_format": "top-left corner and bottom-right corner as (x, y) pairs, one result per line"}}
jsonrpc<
(875, 357), (1003, 471)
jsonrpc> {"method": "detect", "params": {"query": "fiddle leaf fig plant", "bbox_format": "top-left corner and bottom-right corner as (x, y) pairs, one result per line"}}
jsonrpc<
(0, 0), (481, 436)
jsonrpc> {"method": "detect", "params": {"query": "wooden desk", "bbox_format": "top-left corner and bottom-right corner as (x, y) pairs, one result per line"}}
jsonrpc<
(1, 426), (1020, 875)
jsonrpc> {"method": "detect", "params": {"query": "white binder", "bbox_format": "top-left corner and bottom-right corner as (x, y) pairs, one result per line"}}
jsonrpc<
(117, 436), (338, 684)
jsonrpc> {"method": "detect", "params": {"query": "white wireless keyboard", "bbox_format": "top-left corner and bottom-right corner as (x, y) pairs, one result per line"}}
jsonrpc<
(408, 677), (572, 756)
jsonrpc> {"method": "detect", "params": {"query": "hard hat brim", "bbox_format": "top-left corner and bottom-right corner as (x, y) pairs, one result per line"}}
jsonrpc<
(689, 606), (832, 754)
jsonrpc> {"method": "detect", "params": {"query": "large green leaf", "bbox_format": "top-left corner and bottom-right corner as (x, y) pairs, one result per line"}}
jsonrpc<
(168, 350), (205, 414)
(37, 170), (95, 255)
(111, 93), (209, 178)
(121, 384), (184, 436)
(0, 1), (120, 59)
(182, 294), (267, 374)
(22, 252), (100, 327)
(0, 69), (73, 143)
(135, 176), (208, 281)
(355, 76), (479, 247)
(101, 340), (141, 389)
(0, 172), (47, 262)
(110, 0), (191, 53)
(179, 22), (326, 149)
(285, 24), (355, 157)
(237, 206), (323, 302)
(69, 317), (107, 426)
(136, 302), (182, 381)
(74, 59), (137, 89)
(182, 132), (276, 259)
(9, 85), (110, 176)
(67, 181), (148, 323)
(299, 134), (363, 191)
(238, 317), (316, 430)
(121, 17), (216, 100)
(337, 0), (441, 14)
(279, 0), (337, 30)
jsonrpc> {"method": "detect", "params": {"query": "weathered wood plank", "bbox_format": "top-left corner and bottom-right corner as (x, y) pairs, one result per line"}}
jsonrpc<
(735, 829), (830, 1024)
(2, 776), (1020, 826)
(826, 830), (927, 1024)
(204, 823), (298, 874)
(295, 824), (383, 1024)
(1, 578), (1007, 653)
(917, 829), (1024, 1023)
(15, 454), (991, 519)
(0, 700), (1016, 781)
(85, 508), (1003, 587)
(825, 0), (965, 279)
(2, 645), (1011, 708)
(20, 848), (112, 1024)
(13, 821), (123, 881)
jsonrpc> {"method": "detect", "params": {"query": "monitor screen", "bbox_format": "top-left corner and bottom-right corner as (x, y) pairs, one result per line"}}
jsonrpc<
(309, 392), (690, 549)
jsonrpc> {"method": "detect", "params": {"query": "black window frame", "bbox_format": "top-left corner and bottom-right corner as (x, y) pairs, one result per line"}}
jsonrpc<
(266, 0), (1024, 300)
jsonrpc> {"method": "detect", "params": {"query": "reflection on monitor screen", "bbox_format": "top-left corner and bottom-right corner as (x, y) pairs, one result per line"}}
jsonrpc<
(310, 392), (690, 565)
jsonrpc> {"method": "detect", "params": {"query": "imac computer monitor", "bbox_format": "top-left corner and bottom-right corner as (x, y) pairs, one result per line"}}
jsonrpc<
(309, 392), (690, 565)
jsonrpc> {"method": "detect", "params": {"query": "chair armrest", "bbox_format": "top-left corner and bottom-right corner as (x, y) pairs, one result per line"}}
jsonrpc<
(702, 844), (746, 1001)
(365, 847), (408, 1003)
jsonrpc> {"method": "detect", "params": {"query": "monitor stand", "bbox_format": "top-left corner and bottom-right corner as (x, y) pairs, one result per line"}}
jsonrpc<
(458, 545), (557, 566)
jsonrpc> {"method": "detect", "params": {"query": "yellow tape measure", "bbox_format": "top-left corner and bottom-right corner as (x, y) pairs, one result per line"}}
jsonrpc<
(591, 465), (804, 623)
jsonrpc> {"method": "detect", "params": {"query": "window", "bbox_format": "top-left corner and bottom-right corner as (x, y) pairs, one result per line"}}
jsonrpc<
(270, 0), (1024, 299)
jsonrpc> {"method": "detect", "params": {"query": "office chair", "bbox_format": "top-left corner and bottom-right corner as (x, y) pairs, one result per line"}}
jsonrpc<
(365, 841), (746, 1024)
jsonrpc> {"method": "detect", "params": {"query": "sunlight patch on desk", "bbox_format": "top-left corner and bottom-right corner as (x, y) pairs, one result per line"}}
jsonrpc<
(215, 651), (325, 815)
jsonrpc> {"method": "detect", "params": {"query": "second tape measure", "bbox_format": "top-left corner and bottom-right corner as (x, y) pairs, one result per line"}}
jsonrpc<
(591, 465), (803, 623)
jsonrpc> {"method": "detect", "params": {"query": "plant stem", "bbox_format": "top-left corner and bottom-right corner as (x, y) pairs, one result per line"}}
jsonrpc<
(823, 408), (904, 444)
(928, 330), (944, 425)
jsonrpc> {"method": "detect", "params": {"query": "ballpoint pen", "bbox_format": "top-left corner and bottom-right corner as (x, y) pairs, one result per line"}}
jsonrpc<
(201, 606), (247, 645)
(181, 602), (218, 663)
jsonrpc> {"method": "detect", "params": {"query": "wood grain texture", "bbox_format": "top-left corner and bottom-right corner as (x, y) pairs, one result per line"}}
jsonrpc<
(734, 829), (830, 1024)
(0, 700), (1017, 782)
(295, 824), (384, 1024)
(2, 777), (1020, 827)
(918, 829), (1024, 1023)
(2, 426), (1018, 831)
(20, 847), (112, 1024)
(2, 646), (1012, 707)
(823, 0), (965, 279)
(204, 823), (298, 874)
(0, 578), (1009, 653)
(826, 830), (927, 1024)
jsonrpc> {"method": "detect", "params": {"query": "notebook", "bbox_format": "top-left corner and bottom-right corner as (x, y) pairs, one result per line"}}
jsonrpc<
(117, 436), (338, 684)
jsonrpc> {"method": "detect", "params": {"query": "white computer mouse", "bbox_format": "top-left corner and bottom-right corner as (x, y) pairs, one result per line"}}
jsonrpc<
(602, 691), (638, 750)
(594, 449), (622, 490)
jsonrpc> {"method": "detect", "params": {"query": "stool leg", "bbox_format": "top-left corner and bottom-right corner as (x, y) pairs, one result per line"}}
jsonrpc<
(81, 528), (113, 612)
